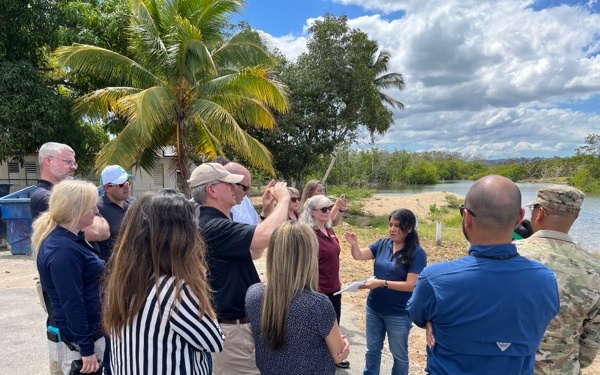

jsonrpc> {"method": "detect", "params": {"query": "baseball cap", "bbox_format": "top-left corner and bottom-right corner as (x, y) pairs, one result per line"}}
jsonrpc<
(526, 184), (585, 214)
(188, 162), (244, 189)
(100, 165), (134, 185)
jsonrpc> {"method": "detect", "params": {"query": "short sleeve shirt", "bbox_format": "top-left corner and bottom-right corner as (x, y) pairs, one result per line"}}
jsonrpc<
(314, 227), (341, 293)
(245, 283), (337, 375)
(198, 206), (257, 319)
(367, 238), (427, 315)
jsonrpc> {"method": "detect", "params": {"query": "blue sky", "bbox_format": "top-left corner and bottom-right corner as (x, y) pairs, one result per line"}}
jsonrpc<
(235, 0), (600, 159)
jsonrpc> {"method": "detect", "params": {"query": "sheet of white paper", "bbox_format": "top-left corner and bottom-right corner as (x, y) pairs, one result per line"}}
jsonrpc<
(333, 276), (375, 295)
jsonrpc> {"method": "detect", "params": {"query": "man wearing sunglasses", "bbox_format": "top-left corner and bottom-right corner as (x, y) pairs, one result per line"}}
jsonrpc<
(224, 162), (259, 225)
(407, 175), (559, 375)
(96, 165), (136, 262)
(516, 185), (600, 375)
(189, 162), (290, 375)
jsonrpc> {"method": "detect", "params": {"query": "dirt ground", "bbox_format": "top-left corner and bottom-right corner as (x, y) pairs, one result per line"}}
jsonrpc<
(340, 192), (599, 374)
(1, 191), (598, 374)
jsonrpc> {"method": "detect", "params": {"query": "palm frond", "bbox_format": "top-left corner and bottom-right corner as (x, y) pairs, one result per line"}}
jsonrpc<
(213, 28), (275, 68)
(94, 87), (177, 173)
(115, 86), (176, 128)
(73, 87), (142, 121)
(204, 68), (289, 113)
(172, 15), (218, 81)
(55, 45), (159, 88)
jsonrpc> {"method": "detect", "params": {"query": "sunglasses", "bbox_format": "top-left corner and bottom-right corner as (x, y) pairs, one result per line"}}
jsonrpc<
(290, 197), (301, 203)
(459, 204), (476, 217)
(313, 205), (334, 213)
(107, 180), (131, 188)
(236, 183), (250, 192)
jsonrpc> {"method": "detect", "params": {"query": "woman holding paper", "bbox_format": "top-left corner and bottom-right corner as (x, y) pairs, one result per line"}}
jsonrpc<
(299, 195), (350, 369)
(344, 209), (427, 375)
(245, 221), (349, 374)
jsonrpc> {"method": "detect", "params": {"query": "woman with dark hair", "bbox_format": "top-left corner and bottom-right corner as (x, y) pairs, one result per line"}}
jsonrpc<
(344, 209), (427, 375)
(245, 221), (349, 374)
(102, 189), (224, 374)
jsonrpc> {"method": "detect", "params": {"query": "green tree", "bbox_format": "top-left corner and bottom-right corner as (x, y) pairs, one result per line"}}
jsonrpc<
(251, 15), (404, 185)
(55, 0), (289, 196)
(0, 0), (118, 170)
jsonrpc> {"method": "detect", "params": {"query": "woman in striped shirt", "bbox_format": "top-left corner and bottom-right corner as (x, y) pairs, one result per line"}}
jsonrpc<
(102, 189), (224, 374)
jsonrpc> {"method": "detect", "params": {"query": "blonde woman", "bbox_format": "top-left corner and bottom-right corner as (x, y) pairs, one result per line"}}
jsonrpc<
(102, 189), (224, 374)
(33, 180), (104, 374)
(245, 221), (349, 374)
(288, 187), (301, 221)
(299, 180), (347, 226)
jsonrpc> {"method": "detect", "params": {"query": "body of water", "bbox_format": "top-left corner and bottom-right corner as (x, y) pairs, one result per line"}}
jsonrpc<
(377, 181), (598, 252)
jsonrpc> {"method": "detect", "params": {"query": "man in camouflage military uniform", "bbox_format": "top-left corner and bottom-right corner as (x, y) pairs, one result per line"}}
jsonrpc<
(517, 185), (600, 374)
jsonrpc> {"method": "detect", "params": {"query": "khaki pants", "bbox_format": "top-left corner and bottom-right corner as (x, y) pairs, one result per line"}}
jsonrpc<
(47, 337), (105, 375)
(212, 323), (260, 375)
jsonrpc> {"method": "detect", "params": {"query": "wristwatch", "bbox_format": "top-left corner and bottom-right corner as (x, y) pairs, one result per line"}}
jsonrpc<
(383, 280), (388, 289)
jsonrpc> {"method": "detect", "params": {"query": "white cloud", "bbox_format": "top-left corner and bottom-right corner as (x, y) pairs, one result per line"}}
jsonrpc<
(259, 0), (600, 159)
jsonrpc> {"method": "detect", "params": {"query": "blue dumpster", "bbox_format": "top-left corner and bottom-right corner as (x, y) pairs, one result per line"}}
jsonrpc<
(0, 183), (13, 245)
(0, 185), (37, 255)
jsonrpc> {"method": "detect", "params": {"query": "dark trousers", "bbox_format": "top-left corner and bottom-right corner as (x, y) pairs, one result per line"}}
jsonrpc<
(325, 292), (342, 324)
(103, 335), (111, 375)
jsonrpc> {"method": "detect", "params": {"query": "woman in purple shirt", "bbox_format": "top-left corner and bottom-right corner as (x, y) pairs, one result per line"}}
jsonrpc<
(344, 209), (427, 375)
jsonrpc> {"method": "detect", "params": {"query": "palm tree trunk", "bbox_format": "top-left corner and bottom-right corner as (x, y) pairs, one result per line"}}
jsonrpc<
(176, 118), (191, 197)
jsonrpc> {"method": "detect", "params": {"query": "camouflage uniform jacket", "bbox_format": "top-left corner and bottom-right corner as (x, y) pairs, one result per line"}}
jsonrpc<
(517, 230), (600, 375)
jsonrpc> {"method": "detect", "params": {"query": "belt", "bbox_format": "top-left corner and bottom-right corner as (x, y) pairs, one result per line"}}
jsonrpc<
(217, 317), (249, 324)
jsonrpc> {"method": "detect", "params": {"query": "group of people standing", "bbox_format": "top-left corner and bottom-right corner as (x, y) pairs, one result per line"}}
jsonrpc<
(28, 141), (599, 375)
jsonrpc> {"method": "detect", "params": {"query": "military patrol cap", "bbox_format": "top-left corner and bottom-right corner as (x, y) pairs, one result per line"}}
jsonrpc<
(526, 185), (584, 214)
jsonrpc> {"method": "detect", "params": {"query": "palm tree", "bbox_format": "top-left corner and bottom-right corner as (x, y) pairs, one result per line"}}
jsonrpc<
(55, 0), (289, 196)
(370, 49), (405, 110)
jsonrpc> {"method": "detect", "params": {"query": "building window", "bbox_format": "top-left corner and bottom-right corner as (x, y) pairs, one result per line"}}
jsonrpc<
(7, 162), (19, 181)
(25, 162), (37, 184)
(153, 163), (164, 188)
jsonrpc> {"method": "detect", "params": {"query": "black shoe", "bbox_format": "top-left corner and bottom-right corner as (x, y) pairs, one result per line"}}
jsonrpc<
(335, 360), (350, 369)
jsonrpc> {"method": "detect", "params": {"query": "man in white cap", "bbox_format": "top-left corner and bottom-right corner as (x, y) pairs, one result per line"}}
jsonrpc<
(189, 162), (290, 375)
(96, 165), (136, 375)
(517, 185), (600, 375)
(97, 165), (136, 262)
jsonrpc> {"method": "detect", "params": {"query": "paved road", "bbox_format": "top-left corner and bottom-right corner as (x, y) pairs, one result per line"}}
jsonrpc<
(0, 256), (421, 375)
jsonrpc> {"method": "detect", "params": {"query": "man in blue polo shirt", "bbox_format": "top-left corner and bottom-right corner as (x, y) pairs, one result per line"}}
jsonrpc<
(407, 175), (560, 375)
(96, 165), (136, 262)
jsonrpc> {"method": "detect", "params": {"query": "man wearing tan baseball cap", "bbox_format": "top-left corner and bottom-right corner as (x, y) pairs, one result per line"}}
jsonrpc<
(517, 185), (600, 375)
(189, 162), (290, 375)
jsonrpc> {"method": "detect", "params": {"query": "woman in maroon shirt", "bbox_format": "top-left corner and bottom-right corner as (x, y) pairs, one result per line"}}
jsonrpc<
(299, 194), (349, 369)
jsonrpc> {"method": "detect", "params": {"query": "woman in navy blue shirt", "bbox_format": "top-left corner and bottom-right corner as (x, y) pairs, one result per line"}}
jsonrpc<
(33, 180), (105, 374)
(344, 209), (427, 375)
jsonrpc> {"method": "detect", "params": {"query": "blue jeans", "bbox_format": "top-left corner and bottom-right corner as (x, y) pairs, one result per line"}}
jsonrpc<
(364, 305), (413, 375)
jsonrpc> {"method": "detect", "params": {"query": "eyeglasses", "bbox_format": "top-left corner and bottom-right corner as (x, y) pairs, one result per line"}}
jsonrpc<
(290, 197), (301, 203)
(313, 205), (334, 213)
(107, 180), (131, 188)
(236, 183), (250, 192)
(48, 156), (78, 168)
(528, 204), (549, 215)
(459, 204), (477, 217)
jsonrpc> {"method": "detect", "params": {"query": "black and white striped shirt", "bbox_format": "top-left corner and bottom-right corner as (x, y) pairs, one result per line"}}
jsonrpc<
(110, 276), (224, 374)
